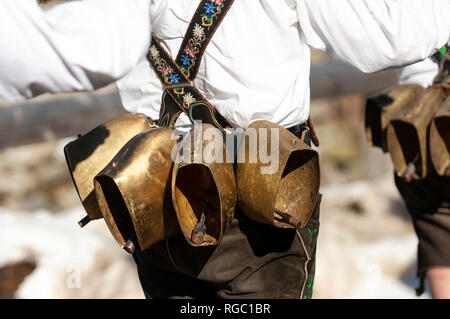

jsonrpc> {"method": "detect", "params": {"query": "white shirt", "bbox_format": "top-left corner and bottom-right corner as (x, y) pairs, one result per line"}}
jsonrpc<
(397, 44), (449, 87)
(0, 0), (449, 129)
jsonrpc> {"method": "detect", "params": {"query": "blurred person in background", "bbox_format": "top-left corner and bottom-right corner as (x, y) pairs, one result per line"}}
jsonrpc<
(0, 0), (449, 298)
(393, 48), (450, 299)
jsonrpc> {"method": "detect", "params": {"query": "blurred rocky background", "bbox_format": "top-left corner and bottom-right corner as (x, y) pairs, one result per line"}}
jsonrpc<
(0, 0), (428, 299)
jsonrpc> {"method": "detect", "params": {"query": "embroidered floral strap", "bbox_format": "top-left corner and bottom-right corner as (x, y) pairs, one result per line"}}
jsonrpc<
(148, 34), (229, 131)
(148, 0), (234, 131)
(175, 0), (234, 80)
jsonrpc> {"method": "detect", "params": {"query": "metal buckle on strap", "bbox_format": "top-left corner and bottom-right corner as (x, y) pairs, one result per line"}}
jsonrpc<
(163, 80), (194, 90)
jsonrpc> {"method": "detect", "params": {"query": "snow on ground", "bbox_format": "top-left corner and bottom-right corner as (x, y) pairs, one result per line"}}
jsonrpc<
(0, 207), (143, 299)
(0, 175), (429, 299)
(315, 176), (430, 299)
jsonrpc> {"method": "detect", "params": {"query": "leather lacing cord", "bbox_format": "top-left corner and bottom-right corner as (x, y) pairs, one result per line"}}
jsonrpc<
(296, 228), (311, 299)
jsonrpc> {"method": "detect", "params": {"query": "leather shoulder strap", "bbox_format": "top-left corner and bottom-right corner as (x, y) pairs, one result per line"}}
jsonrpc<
(147, 0), (320, 145)
(176, 0), (234, 80)
(148, 0), (234, 132)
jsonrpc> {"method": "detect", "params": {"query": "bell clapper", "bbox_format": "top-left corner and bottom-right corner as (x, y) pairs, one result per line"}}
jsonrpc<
(191, 212), (207, 245)
(404, 163), (416, 182)
(191, 190), (215, 245)
(404, 153), (420, 182)
(123, 233), (137, 254)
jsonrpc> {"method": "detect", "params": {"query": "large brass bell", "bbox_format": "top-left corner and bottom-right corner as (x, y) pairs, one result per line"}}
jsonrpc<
(365, 84), (424, 152)
(171, 123), (236, 247)
(63, 113), (153, 227)
(386, 86), (446, 180)
(430, 96), (450, 176)
(93, 127), (180, 253)
(236, 120), (320, 229)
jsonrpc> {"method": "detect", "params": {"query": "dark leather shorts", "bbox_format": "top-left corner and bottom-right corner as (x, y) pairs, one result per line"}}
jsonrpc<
(132, 195), (321, 299)
(395, 170), (450, 276)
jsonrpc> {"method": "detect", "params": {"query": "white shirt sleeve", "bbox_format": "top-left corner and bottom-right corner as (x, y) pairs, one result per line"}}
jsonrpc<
(397, 41), (450, 87)
(397, 57), (439, 88)
(298, 0), (450, 73)
(0, 0), (151, 102)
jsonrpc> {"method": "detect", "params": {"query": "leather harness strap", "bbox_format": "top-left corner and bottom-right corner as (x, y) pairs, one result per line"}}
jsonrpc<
(148, 0), (234, 133)
(147, 0), (319, 146)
